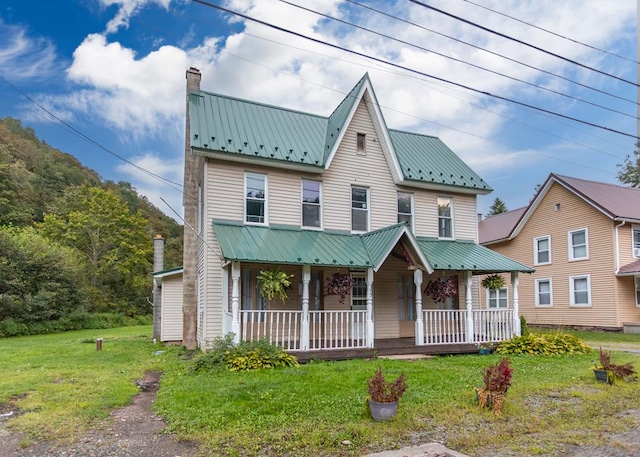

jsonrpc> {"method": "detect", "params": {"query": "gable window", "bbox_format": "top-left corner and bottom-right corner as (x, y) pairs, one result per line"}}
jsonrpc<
(636, 277), (640, 307)
(633, 227), (640, 257)
(438, 197), (453, 239)
(570, 274), (591, 306)
(356, 133), (366, 154)
(568, 228), (588, 261)
(351, 186), (369, 232)
(397, 192), (413, 227)
(487, 287), (508, 309)
(534, 235), (551, 265)
(245, 173), (267, 224)
(302, 180), (321, 229)
(535, 278), (553, 307)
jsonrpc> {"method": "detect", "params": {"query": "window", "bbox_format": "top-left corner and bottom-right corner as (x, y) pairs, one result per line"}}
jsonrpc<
(356, 133), (366, 154)
(397, 192), (413, 227)
(568, 228), (588, 261)
(636, 277), (640, 307)
(398, 274), (415, 321)
(633, 227), (640, 257)
(241, 269), (266, 321)
(351, 273), (367, 310)
(302, 180), (321, 229)
(487, 288), (508, 309)
(570, 275), (591, 306)
(351, 186), (369, 232)
(534, 236), (551, 265)
(535, 279), (553, 307)
(438, 197), (453, 238)
(245, 173), (267, 224)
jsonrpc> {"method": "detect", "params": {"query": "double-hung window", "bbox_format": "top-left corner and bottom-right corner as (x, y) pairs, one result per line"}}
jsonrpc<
(633, 227), (640, 257)
(487, 288), (508, 309)
(351, 272), (367, 310)
(535, 278), (553, 307)
(534, 235), (551, 265)
(438, 197), (453, 239)
(245, 173), (267, 224)
(397, 192), (413, 227)
(570, 274), (591, 306)
(302, 180), (321, 229)
(568, 228), (588, 261)
(351, 186), (369, 232)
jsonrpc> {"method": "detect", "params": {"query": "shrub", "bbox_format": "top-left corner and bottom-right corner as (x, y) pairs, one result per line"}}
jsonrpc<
(496, 332), (591, 356)
(594, 347), (636, 384)
(476, 358), (512, 415)
(367, 367), (407, 403)
(520, 315), (529, 336)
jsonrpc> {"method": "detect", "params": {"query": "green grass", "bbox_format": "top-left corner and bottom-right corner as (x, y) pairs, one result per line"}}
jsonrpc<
(532, 326), (640, 347)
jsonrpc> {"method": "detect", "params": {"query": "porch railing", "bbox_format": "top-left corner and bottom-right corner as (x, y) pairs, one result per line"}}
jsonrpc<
(309, 310), (367, 350)
(239, 310), (302, 351)
(422, 310), (467, 344)
(473, 309), (514, 343)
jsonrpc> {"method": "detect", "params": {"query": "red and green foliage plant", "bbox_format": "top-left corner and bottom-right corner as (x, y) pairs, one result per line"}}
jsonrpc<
(476, 358), (512, 415)
(367, 367), (407, 403)
(423, 276), (457, 303)
(595, 347), (636, 384)
(324, 273), (355, 304)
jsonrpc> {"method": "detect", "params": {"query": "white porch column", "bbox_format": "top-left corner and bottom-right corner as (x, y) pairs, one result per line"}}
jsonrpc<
(414, 269), (424, 346)
(366, 268), (374, 348)
(511, 271), (521, 336)
(301, 265), (311, 351)
(465, 271), (474, 343)
(231, 261), (241, 343)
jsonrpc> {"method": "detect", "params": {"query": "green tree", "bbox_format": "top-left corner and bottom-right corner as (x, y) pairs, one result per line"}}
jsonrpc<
(617, 141), (640, 187)
(487, 197), (508, 216)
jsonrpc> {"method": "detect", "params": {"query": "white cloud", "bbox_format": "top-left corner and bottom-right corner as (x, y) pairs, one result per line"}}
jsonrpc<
(0, 21), (59, 80)
(97, 0), (173, 34)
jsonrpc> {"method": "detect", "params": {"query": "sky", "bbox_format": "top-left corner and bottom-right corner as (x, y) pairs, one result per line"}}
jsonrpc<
(0, 0), (637, 222)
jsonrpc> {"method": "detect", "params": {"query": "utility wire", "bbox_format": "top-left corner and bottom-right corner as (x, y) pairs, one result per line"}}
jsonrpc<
(461, 0), (639, 65)
(190, 0), (638, 139)
(281, 0), (636, 120)
(409, 0), (639, 88)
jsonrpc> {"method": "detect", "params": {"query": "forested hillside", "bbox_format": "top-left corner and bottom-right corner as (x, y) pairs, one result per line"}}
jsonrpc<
(0, 117), (183, 336)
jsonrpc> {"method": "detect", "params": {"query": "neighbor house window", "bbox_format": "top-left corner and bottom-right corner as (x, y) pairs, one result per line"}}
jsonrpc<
(351, 186), (369, 232)
(535, 279), (553, 307)
(568, 228), (588, 261)
(302, 180), (321, 229)
(356, 133), (366, 154)
(351, 272), (367, 310)
(570, 275), (591, 306)
(487, 287), (508, 309)
(636, 277), (640, 307)
(245, 173), (267, 224)
(534, 235), (551, 265)
(438, 197), (453, 238)
(397, 192), (413, 227)
(633, 227), (640, 257)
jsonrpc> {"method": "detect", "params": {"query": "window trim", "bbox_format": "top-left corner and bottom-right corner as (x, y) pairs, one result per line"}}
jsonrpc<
(437, 196), (454, 240)
(244, 172), (268, 226)
(301, 179), (322, 230)
(486, 287), (509, 309)
(351, 186), (370, 233)
(569, 274), (591, 307)
(533, 235), (551, 266)
(568, 227), (589, 261)
(397, 191), (414, 232)
(535, 278), (553, 307)
(632, 225), (640, 258)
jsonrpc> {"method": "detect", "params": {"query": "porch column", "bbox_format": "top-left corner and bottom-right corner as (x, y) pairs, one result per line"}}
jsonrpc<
(301, 265), (311, 351)
(465, 270), (474, 343)
(511, 272), (521, 336)
(414, 269), (424, 346)
(366, 268), (374, 348)
(231, 261), (241, 343)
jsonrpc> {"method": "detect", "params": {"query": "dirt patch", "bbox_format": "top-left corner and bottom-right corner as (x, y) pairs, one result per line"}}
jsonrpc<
(0, 371), (200, 457)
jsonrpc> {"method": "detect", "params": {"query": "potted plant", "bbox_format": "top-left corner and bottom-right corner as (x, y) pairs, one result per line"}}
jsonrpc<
(592, 347), (636, 384)
(477, 342), (492, 355)
(481, 274), (505, 290)
(475, 358), (512, 415)
(367, 367), (407, 421)
(324, 272), (355, 304)
(423, 276), (458, 304)
(257, 267), (293, 309)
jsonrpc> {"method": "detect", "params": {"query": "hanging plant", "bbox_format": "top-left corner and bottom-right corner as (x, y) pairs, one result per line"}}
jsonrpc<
(324, 272), (355, 304)
(257, 268), (294, 308)
(424, 276), (458, 304)
(481, 274), (505, 290)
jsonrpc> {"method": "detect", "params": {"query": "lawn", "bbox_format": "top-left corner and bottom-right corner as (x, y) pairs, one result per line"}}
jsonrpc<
(1, 328), (640, 456)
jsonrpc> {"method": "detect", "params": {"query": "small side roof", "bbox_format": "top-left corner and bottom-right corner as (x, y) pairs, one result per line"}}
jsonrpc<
(478, 207), (527, 245)
(618, 259), (640, 276)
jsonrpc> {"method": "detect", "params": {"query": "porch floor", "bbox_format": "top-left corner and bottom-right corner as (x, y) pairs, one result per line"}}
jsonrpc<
(293, 337), (478, 363)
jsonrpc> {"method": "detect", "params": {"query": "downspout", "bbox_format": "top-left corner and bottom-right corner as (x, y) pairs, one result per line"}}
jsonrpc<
(614, 220), (626, 328)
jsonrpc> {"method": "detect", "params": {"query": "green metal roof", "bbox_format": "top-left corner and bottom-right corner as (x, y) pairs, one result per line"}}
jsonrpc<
(360, 223), (431, 272)
(416, 238), (534, 273)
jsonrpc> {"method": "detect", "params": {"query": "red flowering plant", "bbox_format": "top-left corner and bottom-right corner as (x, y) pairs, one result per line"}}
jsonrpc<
(475, 358), (513, 415)
(324, 272), (355, 304)
(367, 367), (407, 403)
(423, 276), (458, 304)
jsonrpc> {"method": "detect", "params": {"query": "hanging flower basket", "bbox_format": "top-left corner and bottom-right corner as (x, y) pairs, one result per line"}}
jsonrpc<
(423, 276), (458, 304)
(481, 274), (505, 290)
(324, 272), (355, 304)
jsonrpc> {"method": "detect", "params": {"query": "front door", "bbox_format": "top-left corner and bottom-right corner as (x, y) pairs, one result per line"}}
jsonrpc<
(398, 273), (415, 337)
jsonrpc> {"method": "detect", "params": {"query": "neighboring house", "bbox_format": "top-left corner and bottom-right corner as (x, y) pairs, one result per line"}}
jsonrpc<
(479, 173), (640, 331)
(179, 67), (532, 356)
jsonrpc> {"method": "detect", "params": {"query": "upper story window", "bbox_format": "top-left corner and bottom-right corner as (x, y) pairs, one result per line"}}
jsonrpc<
(535, 278), (553, 307)
(351, 186), (369, 233)
(633, 226), (640, 257)
(570, 274), (591, 306)
(397, 192), (413, 228)
(302, 180), (321, 229)
(245, 173), (267, 224)
(568, 228), (588, 261)
(534, 235), (551, 265)
(487, 287), (508, 309)
(438, 197), (453, 239)
(356, 133), (366, 154)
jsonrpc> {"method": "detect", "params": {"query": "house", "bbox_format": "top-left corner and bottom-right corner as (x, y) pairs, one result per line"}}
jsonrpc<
(178, 67), (533, 356)
(479, 173), (640, 332)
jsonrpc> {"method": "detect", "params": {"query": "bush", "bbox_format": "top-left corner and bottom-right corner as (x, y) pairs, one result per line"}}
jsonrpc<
(367, 367), (407, 403)
(520, 315), (529, 336)
(496, 332), (591, 356)
(476, 358), (512, 415)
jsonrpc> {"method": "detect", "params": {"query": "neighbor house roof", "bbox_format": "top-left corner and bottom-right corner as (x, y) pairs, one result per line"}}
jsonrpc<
(618, 259), (640, 276)
(189, 74), (491, 195)
(478, 207), (527, 245)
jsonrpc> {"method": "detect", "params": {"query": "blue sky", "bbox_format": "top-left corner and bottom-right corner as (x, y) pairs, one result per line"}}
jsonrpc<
(0, 0), (636, 221)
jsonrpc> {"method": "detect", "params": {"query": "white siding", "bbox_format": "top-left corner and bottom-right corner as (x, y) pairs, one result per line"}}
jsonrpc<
(161, 275), (184, 342)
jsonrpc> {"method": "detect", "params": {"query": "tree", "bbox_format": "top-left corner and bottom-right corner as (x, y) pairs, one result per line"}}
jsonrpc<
(617, 141), (640, 187)
(487, 197), (508, 216)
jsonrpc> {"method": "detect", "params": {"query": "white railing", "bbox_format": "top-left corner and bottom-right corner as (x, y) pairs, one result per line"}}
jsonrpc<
(422, 310), (467, 344)
(239, 310), (302, 351)
(309, 310), (367, 350)
(473, 309), (514, 343)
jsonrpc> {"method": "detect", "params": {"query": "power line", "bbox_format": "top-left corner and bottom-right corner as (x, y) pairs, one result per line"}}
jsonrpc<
(190, 0), (638, 140)
(409, 0), (639, 88)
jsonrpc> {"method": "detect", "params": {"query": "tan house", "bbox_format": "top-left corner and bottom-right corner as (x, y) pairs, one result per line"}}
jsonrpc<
(479, 173), (640, 331)
(175, 68), (532, 357)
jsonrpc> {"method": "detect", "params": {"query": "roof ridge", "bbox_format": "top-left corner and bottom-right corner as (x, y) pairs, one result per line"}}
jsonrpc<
(553, 173), (640, 193)
(388, 128), (438, 139)
(482, 206), (528, 220)
(326, 73), (369, 119)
